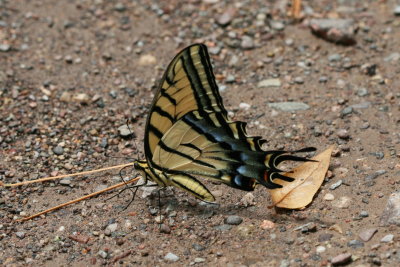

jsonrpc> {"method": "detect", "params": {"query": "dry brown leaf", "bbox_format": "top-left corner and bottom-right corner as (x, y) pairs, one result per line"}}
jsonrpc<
(268, 146), (334, 209)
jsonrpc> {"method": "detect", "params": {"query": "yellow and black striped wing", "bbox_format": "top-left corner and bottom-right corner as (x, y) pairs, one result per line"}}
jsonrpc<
(140, 43), (316, 202)
(144, 44), (227, 163)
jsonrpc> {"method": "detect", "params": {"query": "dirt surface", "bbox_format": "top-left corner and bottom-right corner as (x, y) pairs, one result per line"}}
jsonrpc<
(1, 0), (400, 266)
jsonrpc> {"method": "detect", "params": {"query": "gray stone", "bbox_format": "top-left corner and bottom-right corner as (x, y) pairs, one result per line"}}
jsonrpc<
(356, 88), (369, 97)
(53, 146), (64, 155)
(384, 52), (400, 62)
(59, 178), (72, 186)
(98, 250), (108, 259)
(330, 180), (343, 190)
(380, 192), (400, 226)
(164, 252), (180, 262)
(348, 239), (364, 248)
(270, 20), (285, 31)
(268, 102), (310, 112)
(225, 215), (243, 225)
(241, 35), (254, 50)
(16, 232), (25, 239)
(328, 54), (342, 62)
(106, 223), (118, 233)
(350, 102), (371, 109)
(365, 170), (386, 180)
(381, 234), (394, 243)
(214, 224), (232, 231)
(341, 107), (353, 116)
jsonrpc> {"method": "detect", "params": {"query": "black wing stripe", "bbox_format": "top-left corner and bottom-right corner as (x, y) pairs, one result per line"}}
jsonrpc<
(158, 140), (215, 169)
(198, 45), (226, 115)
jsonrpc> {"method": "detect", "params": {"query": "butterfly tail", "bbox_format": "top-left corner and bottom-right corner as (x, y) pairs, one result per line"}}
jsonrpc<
(258, 147), (317, 189)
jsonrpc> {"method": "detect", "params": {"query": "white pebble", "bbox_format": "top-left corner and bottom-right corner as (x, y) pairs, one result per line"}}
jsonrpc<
(316, 246), (326, 253)
(323, 193), (335, 201)
(239, 102), (251, 110)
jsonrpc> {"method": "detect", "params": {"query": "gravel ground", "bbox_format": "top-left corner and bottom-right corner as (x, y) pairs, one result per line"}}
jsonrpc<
(1, 0), (400, 266)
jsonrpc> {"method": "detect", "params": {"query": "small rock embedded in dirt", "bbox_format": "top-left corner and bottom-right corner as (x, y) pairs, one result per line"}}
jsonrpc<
(318, 233), (333, 242)
(139, 54), (156, 65)
(239, 102), (251, 110)
(159, 224), (171, 234)
(323, 193), (335, 201)
(309, 18), (357, 45)
(331, 253), (352, 265)
(270, 20), (285, 31)
(268, 102), (310, 112)
(214, 224), (232, 231)
(359, 228), (377, 242)
(72, 93), (90, 104)
(260, 220), (275, 229)
(59, 178), (72, 186)
(106, 223), (118, 233)
(192, 243), (205, 251)
(53, 146), (64, 155)
(240, 192), (255, 206)
(0, 43), (11, 52)
(118, 125), (133, 137)
(365, 170), (386, 181)
(337, 129), (350, 139)
(241, 35), (254, 50)
(16, 232), (25, 239)
(394, 6), (400, 16)
(380, 234), (394, 243)
(216, 7), (235, 26)
(380, 192), (400, 226)
(257, 78), (281, 88)
(332, 196), (351, 209)
(164, 252), (179, 262)
(348, 240), (364, 248)
(330, 180), (343, 190)
(225, 215), (243, 225)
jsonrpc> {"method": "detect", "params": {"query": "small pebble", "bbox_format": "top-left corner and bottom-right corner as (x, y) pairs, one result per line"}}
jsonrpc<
(323, 193), (335, 201)
(332, 196), (351, 209)
(330, 180), (343, 190)
(16, 232), (25, 239)
(294, 77), (304, 84)
(225, 215), (243, 225)
(53, 146), (64, 155)
(331, 253), (352, 265)
(164, 252), (180, 262)
(98, 250), (108, 259)
(337, 129), (350, 139)
(348, 239), (364, 248)
(257, 78), (281, 88)
(316, 246), (326, 253)
(194, 257), (206, 263)
(359, 228), (377, 242)
(239, 102), (251, 110)
(380, 234), (394, 243)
